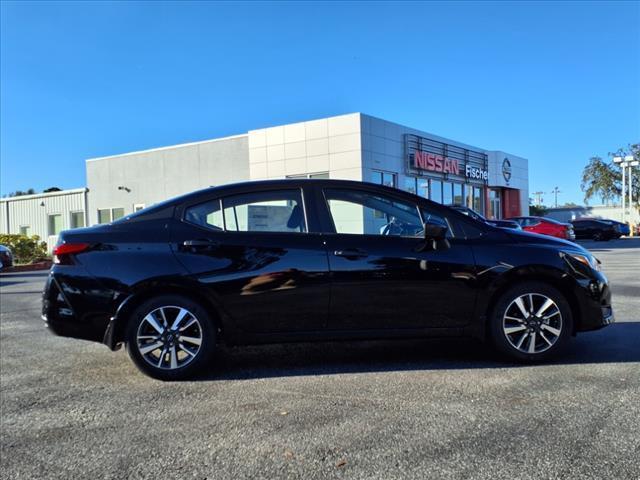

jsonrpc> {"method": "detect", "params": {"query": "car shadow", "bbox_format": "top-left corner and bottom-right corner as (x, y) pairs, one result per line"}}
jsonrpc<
(193, 322), (640, 382)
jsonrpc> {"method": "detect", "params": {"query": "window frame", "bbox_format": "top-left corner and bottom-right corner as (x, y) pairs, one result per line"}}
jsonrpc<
(322, 186), (427, 239)
(182, 187), (311, 236)
(69, 210), (85, 229)
(47, 213), (63, 236)
(319, 185), (483, 240)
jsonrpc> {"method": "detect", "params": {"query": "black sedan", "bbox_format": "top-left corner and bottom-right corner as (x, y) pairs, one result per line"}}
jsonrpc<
(43, 179), (613, 380)
(571, 218), (619, 241)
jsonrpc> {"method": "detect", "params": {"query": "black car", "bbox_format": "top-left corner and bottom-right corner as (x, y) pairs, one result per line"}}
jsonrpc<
(43, 179), (613, 380)
(570, 219), (619, 241)
(0, 245), (14, 270)
(598, 219), (630, 237)
(448, 205), (521, 230)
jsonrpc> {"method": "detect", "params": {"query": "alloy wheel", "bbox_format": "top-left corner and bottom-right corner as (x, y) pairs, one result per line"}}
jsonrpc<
(502, 293), (563, 354)
(136, 306), (203, 370)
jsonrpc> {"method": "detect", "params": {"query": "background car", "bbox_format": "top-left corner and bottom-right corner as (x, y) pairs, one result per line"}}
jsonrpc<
(43, 179), (612, 380)
(509, 216), (575, 240)
(448, 205), (522, 230)
(0, 245), (14, 270)
(606, 219), (630, 237)
(570, 218), (619, 241)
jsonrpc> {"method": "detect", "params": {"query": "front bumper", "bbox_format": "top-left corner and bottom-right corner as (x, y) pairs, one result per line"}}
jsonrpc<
(574, 271), (614, 332)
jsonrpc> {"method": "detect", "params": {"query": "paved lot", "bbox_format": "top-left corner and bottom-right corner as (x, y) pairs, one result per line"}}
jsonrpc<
(1, 238), (639, 479)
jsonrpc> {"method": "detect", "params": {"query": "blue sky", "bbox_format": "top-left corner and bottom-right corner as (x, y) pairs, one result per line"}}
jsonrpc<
(1, 1), (638, 205)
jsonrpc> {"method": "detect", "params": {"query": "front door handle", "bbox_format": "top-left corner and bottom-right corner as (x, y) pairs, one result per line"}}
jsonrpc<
(334, 248), (368, 259)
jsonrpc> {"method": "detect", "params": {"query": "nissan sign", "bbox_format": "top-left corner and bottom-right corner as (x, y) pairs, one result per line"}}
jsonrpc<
(502, 158), (512, 183)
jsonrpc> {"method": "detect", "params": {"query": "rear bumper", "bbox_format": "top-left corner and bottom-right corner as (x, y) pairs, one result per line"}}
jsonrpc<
(42, 273), (110, 343)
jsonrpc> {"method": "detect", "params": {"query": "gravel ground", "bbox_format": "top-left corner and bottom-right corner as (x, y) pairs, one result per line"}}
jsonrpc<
(1, 238), (639, 479)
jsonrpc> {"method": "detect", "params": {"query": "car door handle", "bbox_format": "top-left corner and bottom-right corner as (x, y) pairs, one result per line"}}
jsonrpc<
(334, 248), (368, 259)
(183, 239), (220, 248)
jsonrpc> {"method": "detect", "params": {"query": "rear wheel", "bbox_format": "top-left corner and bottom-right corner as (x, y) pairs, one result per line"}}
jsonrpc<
(126, 295), (216, 380)
(592, 232), (602, 241)
(489, 282), (573, 362)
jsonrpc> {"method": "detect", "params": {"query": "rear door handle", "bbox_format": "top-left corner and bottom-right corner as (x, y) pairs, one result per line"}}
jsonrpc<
(334, 248), (368, 259)
(183, 239), (220, 249)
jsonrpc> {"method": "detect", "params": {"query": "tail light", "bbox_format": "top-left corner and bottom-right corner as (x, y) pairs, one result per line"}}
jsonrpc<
(53, 243), (90, 264)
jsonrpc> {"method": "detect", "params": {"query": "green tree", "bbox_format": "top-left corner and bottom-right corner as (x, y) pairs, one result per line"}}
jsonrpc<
(581, 143), (639, 207)
(3, 188), (36, 198)
(529, 204), (548, 216)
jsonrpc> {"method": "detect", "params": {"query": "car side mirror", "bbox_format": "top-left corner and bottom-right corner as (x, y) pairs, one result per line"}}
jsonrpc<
(416, 221), (450, 252)
(424, 222), (448, 241)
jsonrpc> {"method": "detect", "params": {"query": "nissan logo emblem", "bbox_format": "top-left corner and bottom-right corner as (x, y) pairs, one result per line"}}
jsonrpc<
(502, 158), (512, 183)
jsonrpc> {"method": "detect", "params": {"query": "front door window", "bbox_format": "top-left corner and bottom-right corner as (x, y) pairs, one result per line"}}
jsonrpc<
(324, 188), (423, 237)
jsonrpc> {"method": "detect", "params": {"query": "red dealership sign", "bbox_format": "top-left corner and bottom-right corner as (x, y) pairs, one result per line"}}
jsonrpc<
(413, 151), (460, 175)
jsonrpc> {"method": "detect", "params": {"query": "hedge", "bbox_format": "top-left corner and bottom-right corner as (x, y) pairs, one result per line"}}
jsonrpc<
(0, 234), (49, 264)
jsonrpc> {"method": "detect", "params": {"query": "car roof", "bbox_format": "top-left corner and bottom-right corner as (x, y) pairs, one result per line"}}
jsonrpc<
(130, 178), (451, 217)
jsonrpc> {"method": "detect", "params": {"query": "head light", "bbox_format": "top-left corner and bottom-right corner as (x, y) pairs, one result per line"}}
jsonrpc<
(563, 252), (601, 271)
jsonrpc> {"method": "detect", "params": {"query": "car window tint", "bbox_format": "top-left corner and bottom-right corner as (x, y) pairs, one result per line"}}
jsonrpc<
(184, 199), (224, 230)
(324, 188), (423, 237)
(222, 189), (306, 233)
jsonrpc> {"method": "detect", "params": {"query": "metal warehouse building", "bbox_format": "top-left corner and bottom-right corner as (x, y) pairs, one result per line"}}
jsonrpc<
(1, 113), (529, 246)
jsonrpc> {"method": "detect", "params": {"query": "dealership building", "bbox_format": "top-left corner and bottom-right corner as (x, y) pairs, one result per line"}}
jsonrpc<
(1, 113), (529, 246)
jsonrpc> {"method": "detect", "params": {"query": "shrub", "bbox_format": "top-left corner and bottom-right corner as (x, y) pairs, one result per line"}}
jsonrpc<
(0, 234), (49, 264)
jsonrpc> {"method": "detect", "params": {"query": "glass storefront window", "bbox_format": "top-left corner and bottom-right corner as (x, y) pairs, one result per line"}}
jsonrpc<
(488, 189), (501, 219)
(417, 180), (429, 198)
(442, 181), (453, 206)
(473, 187), (483, 213)
(370, 170), (396, 188)
(401, 177), (417, 195)
(466, 185), (474, 209)
(430, 180), (443, 204)
(453, 183), (464, 206)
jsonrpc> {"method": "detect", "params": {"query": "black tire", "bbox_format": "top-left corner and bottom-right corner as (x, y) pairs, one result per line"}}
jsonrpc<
(592, 232), (602, 241)
(125, 295), (216, 381)
(489, 281), (573, 362)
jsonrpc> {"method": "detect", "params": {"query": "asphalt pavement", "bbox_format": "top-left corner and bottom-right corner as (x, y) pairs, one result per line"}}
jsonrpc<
(1, 238), (639, 479)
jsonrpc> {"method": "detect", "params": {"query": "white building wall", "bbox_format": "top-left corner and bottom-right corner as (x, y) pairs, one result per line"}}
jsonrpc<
(248, 113), (364, 182)
(546, 205), (640, 224)
(0, 189), (87, 243)
(86, 135), (249, 225)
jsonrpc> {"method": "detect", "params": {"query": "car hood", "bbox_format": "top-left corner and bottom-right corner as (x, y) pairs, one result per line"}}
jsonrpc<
(505, 228), (587, 252)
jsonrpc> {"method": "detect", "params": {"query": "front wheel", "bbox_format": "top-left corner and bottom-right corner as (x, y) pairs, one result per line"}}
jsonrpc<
(489, 282), (573, 362)
(126, 295), (216, 380)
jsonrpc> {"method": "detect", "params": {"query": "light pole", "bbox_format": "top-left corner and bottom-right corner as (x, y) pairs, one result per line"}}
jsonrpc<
(551, 186), (561, 208)
(533, 191), (544, 206)
(614, 155), (638, 225)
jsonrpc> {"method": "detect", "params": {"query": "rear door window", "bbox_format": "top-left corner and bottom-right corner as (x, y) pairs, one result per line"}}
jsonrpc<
(185, 189), (307, 233)
(223, 190), (307, 233)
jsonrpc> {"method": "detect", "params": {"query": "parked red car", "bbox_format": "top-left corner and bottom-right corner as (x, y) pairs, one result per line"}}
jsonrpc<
(509, 216), (575, 240)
